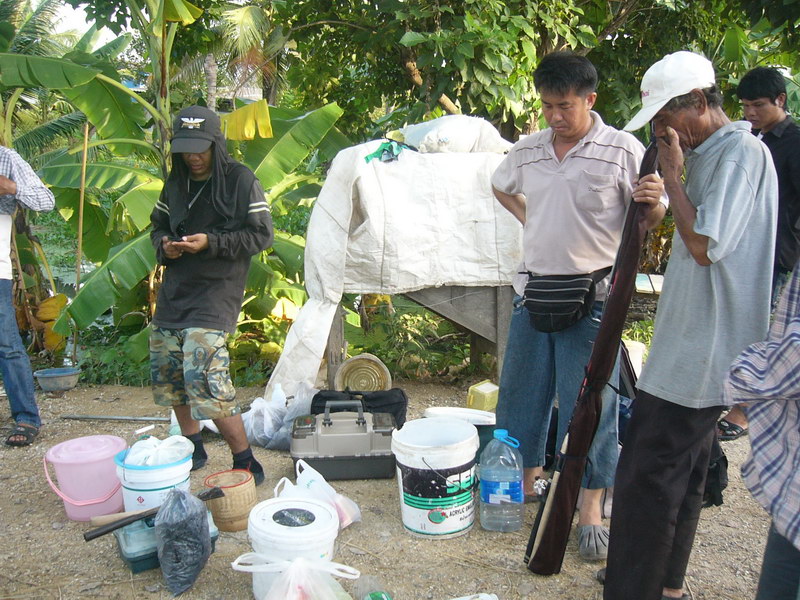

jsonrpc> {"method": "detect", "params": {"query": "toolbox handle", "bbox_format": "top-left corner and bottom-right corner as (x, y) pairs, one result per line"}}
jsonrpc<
(323, 400), (366, 426)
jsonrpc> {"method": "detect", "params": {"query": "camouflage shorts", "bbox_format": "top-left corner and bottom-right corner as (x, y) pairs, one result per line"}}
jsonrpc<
(150, 327), (241, 420)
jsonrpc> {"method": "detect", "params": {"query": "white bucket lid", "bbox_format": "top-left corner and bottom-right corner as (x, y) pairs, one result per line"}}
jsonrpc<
(422, 406), (496, 426)
(248, 497), (339, 545)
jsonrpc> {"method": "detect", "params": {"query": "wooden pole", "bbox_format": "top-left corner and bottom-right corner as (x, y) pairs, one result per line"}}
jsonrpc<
(72, 122), (89, 364)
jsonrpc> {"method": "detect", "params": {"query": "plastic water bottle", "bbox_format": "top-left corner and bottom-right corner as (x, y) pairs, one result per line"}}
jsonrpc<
(352, 574), (393, 600)
(479, 429), (524, 532)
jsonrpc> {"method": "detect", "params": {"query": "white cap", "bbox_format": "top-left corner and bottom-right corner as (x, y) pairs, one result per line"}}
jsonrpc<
(624, 51), (716, 131)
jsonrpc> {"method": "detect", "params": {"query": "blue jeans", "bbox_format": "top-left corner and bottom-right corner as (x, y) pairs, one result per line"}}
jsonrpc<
(0, 279), (40, 427)
(772, 266), (791, 312)
(496, 297), (619, 489)
(756, 524), (800, 600)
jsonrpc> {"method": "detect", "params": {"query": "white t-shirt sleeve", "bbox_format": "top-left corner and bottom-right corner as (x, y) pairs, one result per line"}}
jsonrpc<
(490, 149), (522, 196)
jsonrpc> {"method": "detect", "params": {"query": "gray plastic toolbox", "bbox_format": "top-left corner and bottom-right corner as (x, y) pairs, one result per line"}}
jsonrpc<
(290, 400), (396, 480)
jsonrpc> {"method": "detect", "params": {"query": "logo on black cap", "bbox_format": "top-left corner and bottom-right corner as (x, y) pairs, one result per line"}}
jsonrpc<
(180, 117), (205, 130)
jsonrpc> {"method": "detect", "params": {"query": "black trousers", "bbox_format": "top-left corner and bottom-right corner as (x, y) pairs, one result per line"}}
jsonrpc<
(604, 390), (723, 600)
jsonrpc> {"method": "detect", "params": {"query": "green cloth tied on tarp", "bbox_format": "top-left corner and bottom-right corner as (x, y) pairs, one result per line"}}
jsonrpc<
(364, 140), (407, 163)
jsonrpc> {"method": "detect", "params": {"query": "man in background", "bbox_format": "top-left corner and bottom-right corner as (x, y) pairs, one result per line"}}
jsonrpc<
(0, 146), (54, 446)
(718, 66), (800, 442)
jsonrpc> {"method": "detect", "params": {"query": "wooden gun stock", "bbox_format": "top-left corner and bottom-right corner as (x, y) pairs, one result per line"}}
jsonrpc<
(83, 486), (224, 542)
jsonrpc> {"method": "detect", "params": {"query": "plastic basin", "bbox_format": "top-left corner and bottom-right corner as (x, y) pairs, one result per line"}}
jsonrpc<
(34, 367), (80, 392)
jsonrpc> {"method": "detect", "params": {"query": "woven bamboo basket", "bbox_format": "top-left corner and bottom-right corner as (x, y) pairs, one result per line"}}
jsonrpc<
(203, 469), (257, 532)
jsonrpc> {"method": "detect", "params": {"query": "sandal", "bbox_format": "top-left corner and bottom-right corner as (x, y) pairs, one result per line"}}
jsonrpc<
(718, 418), (748, 441)
(5, 423), (39, 447)
(579, 524), (609, 560)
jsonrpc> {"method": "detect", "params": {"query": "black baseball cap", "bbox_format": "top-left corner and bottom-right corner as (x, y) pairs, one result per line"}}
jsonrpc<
(170, 106), (221, 153)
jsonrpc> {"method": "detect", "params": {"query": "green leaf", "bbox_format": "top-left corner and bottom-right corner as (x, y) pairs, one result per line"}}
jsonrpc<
(520, 39), (536, 62)
(456, 42), (475, 58)
(399, 31), (427, 47)
(472, 63), (492, 86)
(123, 327), (151, 363)
(53, 232), (156, 333)
(61, 73), (148, 154)
(0, 21), (14, 53)
(271, 232), (305, 281)
(0, 53), (100, 88)
(723, 25), (745, 63)
(40, 158), (154, 190)
(53, 187), (112, 263)
(246, 254), (276, 294)
(250, 104), (343, 191)
(112, 179), (163, 232)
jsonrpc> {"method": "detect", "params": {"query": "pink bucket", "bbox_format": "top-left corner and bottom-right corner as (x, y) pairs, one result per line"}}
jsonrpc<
(44, 435), (127, 521)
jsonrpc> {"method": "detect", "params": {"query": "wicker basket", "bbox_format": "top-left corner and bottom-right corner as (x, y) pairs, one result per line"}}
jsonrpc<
(203, 469), (257, 532)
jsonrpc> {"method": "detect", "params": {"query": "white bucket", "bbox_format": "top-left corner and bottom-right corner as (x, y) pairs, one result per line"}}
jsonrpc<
(114, 450), (192, 511)
(246, 497), (340, 598)
(391, 417), (479, 538)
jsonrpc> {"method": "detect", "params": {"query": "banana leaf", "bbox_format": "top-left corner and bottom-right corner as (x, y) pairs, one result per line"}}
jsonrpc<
(0, 53), (99, 88)
(53, 232), (156, 334)
(245, 103), (344, 190)
(111, 179), (164, 233)
(40, 159), (154, 190)
(53, 187), (113, 263)
(270, 232), (305, 282)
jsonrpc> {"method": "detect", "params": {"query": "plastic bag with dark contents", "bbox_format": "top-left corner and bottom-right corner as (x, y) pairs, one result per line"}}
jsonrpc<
(155, 488), (211, 595)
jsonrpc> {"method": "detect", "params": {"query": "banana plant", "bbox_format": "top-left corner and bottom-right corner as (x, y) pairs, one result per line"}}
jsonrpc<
(49, 102), (345, 335)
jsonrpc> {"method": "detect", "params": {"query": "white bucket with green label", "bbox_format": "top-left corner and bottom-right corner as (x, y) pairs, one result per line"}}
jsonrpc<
(391, 417), (479, 538)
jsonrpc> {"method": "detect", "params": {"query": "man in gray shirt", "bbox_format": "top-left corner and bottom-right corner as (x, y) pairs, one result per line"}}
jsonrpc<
(600, 51), (777, 600)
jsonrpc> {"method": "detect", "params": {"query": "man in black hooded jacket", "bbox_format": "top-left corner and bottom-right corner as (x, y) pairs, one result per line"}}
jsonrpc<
(149, 105), (273, 484)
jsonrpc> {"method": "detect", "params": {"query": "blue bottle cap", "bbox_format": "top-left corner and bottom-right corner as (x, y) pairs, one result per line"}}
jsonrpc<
(493, 428), (520, 448)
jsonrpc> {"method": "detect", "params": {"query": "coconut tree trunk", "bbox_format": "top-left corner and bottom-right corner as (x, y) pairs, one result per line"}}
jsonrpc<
(204, 53), (218, 112)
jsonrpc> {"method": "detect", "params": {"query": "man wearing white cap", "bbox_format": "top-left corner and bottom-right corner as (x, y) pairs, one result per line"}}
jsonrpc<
(600, 52), (778, 599)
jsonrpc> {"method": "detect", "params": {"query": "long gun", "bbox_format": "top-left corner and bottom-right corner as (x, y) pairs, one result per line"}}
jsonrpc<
(525, 137), (660, 575)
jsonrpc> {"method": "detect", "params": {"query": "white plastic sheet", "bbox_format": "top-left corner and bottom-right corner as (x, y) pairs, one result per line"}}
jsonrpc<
(264, 141), (522, 401)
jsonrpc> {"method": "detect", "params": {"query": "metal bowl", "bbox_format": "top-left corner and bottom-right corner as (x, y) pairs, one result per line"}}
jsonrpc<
(33, 367), (80, 392)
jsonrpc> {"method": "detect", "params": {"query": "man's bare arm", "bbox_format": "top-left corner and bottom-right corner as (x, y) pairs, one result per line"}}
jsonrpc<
(492, 186), (526, 225)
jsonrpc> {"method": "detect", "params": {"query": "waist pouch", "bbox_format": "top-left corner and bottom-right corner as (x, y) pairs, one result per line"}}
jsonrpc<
(311, 388), (408, 428)
(522, 266), (611, 333)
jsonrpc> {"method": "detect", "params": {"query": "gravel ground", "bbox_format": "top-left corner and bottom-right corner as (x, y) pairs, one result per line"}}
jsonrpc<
(0, 379), (767, 599)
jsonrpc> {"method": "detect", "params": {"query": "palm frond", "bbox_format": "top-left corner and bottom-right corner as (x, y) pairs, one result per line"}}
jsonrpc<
(0, 0), (26, 28)
(223, 5), (271, 57)
(12, 0), (64, 55)
(13, 111), (86, 161)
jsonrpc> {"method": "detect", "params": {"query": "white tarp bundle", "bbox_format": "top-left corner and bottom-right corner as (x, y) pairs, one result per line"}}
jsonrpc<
(264, 138), (522, 400)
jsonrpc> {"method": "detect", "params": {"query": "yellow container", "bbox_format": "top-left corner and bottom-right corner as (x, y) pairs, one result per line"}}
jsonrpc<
(467, 380), (499, 412)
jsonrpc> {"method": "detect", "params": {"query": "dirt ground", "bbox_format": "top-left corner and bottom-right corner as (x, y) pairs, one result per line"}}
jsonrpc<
(0, 379), (768, 600)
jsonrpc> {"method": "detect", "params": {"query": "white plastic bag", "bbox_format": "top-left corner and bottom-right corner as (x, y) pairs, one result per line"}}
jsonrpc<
(169, 410), (219, 435)
(274, 460), (362, 529)
(124, 435), (193, 466)
(231, 554), (358, 600)
(242, 383), (288, 448)
(243, 382), (318, 450)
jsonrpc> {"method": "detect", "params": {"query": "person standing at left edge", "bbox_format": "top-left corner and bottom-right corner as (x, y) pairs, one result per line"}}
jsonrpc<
(150, 106), (273, 484)
(0, 146), (54, 446)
